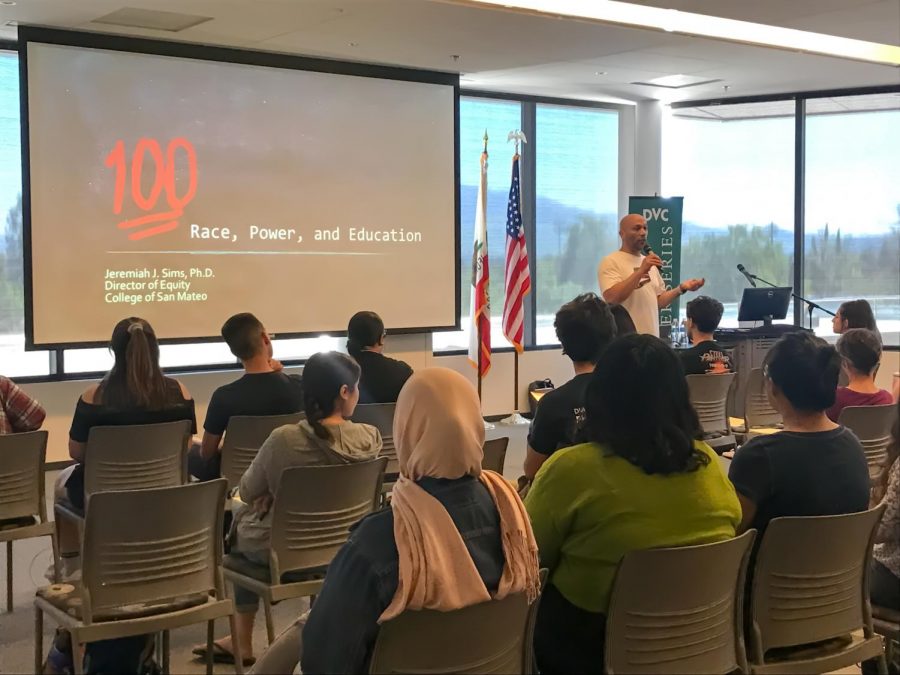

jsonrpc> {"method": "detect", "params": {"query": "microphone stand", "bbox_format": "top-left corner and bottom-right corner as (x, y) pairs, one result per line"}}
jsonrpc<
(748, 273), (836, 330)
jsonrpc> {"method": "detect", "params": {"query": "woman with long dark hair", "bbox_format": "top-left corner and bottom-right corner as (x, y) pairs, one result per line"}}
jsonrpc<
(526, 334), (741, 673)
(346, 310), (413, 403)
(833, 298), (879, 335)
(195, 351), (382, 666)
(65, 317), (196, 510)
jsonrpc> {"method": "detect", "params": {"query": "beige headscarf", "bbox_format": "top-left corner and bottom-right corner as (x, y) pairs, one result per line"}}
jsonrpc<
(378, 368), (540, 623)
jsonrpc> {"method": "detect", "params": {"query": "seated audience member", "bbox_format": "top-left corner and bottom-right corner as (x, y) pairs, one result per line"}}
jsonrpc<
(0, 374), (46, 433)
(610, 303), (637, 336)
(196, 351), (381, 665)
(678, 295), (734, 375)
(871, 402), (899, 611)
(188, 313), (304, 481)
(526, 334), (741, 673)
(833, 298), (879, 335)
(301, 368), (539, 673)
(729, 332), (870, 538)
(347, 311), (413, 404)
(65, 318), (196, 511)
(826, 328), (892, 422)
(524, 293), (616, 481)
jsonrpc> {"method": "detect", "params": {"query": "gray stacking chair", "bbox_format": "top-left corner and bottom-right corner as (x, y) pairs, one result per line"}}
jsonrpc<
(838, 404), (896, 481)
(482, 437), (510, 474)
(734, 368), (783, 440)
(747, 505), (888, 674)
(0, 430), (58, 611)
(686, 373), (738, 453)
(220, 412), (305, 488)
(34, 480), (243, 675)
(605, 530), (756, 674)
(224, 458), (387, 644)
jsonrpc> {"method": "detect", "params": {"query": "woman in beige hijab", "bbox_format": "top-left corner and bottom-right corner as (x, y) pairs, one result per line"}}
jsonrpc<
(301, 367), (540, 673)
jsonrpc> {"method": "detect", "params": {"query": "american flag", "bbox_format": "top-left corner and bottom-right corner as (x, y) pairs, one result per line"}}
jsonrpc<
(502, 154), (530, 352)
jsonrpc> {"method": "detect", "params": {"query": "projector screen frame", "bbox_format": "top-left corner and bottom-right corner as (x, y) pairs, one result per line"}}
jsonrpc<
(19, 26), (461, 350)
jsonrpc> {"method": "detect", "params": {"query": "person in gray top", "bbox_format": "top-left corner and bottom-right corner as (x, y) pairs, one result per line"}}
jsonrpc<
(193, 351), (381, 666)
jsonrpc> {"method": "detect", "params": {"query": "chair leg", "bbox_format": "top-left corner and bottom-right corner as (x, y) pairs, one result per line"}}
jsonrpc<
(876, 652), (889, 675)
(206, 620), (215, 675)
(229, 613), (244, 675)
(6, 540), (12, 612)
(34, 605), (43, 674)
(162, 629), (170, 674)
(263, 599), (276, 645)
(50, 527), (61, 583)
(72, 637), (84, 675)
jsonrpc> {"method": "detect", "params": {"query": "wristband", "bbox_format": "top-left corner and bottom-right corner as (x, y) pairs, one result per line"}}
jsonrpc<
(678, 283), (686, 295)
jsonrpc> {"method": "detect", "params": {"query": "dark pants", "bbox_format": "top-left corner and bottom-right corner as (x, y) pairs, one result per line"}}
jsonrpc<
(534, 583), (607, 675)
(187, 443), (221, 482)
(870, 559), (900, 610)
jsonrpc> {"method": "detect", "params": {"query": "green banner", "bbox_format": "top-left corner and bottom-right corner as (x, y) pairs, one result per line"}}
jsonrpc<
(628, 196), (684, 339)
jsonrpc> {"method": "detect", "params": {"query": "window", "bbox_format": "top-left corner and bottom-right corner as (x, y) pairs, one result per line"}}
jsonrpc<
(0, 52), (49, 376)
(432, 97), (521, 352)
(804, 93), (900, 347)
(663, 101), (796, 330)
(535, 104), (618, 344)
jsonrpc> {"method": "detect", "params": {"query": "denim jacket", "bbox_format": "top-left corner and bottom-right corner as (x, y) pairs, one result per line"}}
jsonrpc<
(301, 475), (505, 674)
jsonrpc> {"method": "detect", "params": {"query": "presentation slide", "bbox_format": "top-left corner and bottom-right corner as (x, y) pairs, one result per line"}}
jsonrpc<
(24, 35), (458, 347)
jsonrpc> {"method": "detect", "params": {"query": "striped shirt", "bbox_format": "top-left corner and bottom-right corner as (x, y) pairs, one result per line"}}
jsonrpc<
(0, 376), (46, 434)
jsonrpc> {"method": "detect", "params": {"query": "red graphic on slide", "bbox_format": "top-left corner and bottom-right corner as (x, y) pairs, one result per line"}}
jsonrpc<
(105, 138), (197, 240)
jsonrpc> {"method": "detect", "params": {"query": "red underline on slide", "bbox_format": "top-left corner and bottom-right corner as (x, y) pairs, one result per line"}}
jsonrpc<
(117, 209), (184, 230)
(105, 250), (382, 256)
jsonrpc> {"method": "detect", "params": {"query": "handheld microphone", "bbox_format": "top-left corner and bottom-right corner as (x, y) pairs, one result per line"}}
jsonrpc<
(737, 264), (757, 288)
(642, 244), (653, 256)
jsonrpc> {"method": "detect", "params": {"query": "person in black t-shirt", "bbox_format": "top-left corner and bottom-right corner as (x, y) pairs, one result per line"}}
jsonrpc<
(346, 311), (413, 404)
(678, 295), (733, 375)
(189, 313), (304, 481)
(524, 293), (616, 481)
(729, 332), (869, 539)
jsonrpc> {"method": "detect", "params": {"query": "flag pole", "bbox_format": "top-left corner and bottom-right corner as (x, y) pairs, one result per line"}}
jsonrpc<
(500, 131), (529, 426)
(477, 129), (488, 403)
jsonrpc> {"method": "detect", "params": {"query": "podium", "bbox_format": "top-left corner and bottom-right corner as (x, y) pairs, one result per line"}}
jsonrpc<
(714, 325), (806, 418)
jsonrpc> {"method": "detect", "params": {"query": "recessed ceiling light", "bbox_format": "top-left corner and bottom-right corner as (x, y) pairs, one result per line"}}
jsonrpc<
(594, 71), (607, 76)
(446, 0), (900, 67)
(348, 41), (359, 47)
(0, 1), (17, 6)
(4, 20), (16, 26)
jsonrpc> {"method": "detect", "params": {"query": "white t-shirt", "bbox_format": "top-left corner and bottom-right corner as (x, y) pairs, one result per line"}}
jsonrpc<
(598, 250), (666, 336)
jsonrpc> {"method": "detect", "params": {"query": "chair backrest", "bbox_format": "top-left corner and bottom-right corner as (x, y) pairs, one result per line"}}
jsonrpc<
(749, 504), (886, 660)
(220, 413), (305, 487)
(686, 373), (737, 436)
(351, 403), (398, 474)
(838, 404), (897, 479)
(83, 420), (192, 501)
(744, 368), (782, 429)
(605, 530), (756, 675)
(369, 591), (536, 674)
(0, 430), (49, 522)
(482, 437), (509, 474)
(269, 457), (387, 579)
(80, 479), (227, 621)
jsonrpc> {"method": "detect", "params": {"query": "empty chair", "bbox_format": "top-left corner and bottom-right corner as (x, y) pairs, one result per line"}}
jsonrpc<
(351, 403), (398, 476)
(482, 437), (509, 474)
(735, 368), (782, 439)
(686, 373), (737, 453)
(747, 506), (888, 674)
(34, 480), (243, 675)
(838, 404), (896, 480)
(605, 529), (756, 675)
(220, 412), (305, 488)
(223, 458), (387, 644)
(0, 430), (58, 611)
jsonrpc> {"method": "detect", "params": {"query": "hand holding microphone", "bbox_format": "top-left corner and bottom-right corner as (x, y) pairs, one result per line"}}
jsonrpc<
(639, 244), (663, 276)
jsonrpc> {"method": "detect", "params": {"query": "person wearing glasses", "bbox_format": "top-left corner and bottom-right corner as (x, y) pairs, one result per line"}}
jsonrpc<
(346, 311), (413, 404)
(729, 332), (869, 540)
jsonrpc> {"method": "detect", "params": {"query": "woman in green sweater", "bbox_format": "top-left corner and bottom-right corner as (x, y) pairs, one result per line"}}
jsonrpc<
(526, 333), (741, 674)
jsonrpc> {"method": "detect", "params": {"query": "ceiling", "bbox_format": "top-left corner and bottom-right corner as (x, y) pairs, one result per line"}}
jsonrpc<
(1, 0), (898, 104)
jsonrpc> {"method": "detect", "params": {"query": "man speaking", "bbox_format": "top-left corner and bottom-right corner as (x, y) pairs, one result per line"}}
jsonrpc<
(599, 213), (705, 337)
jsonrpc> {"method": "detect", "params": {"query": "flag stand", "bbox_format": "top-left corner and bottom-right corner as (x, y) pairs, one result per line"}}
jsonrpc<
(477, 319), (496, 430)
